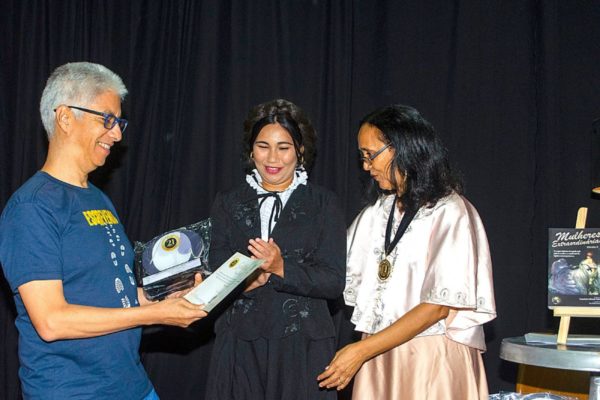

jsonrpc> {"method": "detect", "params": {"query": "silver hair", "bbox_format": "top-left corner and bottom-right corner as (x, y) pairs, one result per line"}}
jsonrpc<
(39, 62), (128, 138)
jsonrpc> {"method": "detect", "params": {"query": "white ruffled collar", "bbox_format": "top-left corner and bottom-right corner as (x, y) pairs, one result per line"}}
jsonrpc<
(246, 168), (308, 194)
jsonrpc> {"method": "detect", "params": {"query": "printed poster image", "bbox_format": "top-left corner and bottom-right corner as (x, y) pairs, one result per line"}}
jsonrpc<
(548, 228), (600, 308)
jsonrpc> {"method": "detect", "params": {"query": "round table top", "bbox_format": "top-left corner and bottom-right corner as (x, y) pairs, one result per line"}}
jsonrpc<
(500, 336), (600, 372)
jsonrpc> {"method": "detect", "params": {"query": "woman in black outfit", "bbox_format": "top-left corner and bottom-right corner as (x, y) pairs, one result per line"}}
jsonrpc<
(205, 99), (345, 400)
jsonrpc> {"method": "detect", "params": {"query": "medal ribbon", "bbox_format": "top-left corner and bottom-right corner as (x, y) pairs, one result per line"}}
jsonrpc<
(384, 196), (417, 257)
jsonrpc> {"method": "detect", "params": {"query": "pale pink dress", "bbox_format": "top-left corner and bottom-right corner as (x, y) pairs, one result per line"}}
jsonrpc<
(344, 193), (496, 400)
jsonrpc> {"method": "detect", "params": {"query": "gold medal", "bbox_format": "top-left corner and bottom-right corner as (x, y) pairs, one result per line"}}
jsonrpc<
(379, 197), (417, 282)
(378, 258), (392, 280)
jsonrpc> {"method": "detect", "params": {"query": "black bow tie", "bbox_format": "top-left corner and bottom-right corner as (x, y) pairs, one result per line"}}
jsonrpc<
(257, 191), (283, 236)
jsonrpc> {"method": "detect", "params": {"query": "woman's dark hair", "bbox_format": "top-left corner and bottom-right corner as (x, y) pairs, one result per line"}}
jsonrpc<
(242, 99), (317, 173)
(360, 104), (462, 210)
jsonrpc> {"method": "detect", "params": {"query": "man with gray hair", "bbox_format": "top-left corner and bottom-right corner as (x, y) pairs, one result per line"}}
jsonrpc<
(0, 62), (206, 399)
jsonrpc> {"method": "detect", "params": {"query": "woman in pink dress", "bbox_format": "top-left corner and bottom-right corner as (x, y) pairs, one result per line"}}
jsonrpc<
(318, 104), (496, 399)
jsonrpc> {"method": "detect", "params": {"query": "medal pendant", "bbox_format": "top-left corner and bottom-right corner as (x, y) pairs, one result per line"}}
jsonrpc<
(378, 258), (392, 281)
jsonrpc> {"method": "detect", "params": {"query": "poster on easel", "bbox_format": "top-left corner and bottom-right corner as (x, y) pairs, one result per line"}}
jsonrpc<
(548, 227), (600, 308)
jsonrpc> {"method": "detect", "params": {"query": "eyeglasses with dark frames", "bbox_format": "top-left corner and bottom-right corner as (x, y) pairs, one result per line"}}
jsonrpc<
(359, 143), (391, 165)
(55, 105), (128, 132)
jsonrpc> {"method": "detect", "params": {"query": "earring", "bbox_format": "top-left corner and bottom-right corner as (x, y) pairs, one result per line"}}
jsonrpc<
(296, 155), (305, 171)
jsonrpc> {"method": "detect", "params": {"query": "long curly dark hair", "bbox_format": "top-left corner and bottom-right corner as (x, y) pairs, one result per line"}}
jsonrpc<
(360, 104), (463, 210)
(242, 99), (317, 173)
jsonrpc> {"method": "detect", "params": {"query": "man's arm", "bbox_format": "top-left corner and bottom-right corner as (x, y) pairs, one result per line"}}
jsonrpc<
(19, 279), (207, 341)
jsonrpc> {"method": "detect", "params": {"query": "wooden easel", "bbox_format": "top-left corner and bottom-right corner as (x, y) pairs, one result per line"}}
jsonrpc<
(516, 207), (598, 399)
(553, 207), (600, 345)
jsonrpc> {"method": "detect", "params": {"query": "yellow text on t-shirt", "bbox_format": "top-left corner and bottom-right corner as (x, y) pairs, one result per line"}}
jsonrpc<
(82, 210), (119, 226)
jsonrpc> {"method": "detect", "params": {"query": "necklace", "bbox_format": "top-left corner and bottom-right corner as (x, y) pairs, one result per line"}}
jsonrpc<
(378, 196), (417, 281)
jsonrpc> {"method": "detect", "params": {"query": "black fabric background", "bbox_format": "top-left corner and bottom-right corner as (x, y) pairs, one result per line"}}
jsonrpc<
(2, 1), (600, 398)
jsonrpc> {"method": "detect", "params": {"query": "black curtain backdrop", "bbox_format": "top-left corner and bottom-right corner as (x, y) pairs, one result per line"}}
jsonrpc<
(2, 1), (600, 398)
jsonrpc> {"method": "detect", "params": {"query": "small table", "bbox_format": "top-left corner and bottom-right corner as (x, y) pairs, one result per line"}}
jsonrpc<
(500, 336), (600, 399)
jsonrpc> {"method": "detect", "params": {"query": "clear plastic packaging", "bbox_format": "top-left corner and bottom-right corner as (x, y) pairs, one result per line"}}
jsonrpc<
(134, 218), (211, 301)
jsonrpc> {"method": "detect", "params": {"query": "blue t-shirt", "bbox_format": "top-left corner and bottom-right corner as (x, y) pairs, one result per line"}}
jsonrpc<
(0, 172), (152, 400)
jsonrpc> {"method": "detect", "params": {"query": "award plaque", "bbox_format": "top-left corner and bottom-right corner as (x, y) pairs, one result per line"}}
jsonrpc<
(134, 218), (211, 301)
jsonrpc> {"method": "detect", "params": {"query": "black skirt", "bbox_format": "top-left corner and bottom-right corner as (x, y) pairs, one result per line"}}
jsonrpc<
(205, 329), (338, 400)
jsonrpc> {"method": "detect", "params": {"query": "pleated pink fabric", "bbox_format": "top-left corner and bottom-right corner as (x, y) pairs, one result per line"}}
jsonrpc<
(352, 335), (488, 400)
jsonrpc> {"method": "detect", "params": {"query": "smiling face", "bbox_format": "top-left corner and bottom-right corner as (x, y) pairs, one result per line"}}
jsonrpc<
(357, 123), (406, 194)
(70, 90), (123, 173)
(252, 122), (301, 191)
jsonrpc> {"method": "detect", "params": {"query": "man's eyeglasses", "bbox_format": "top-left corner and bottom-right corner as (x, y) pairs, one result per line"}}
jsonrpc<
(56, 105), (128, 132)
(359, 143), (391, 165)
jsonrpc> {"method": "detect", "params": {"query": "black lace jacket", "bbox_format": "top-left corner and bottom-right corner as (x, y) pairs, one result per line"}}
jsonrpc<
(208, 182), (346, 340)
